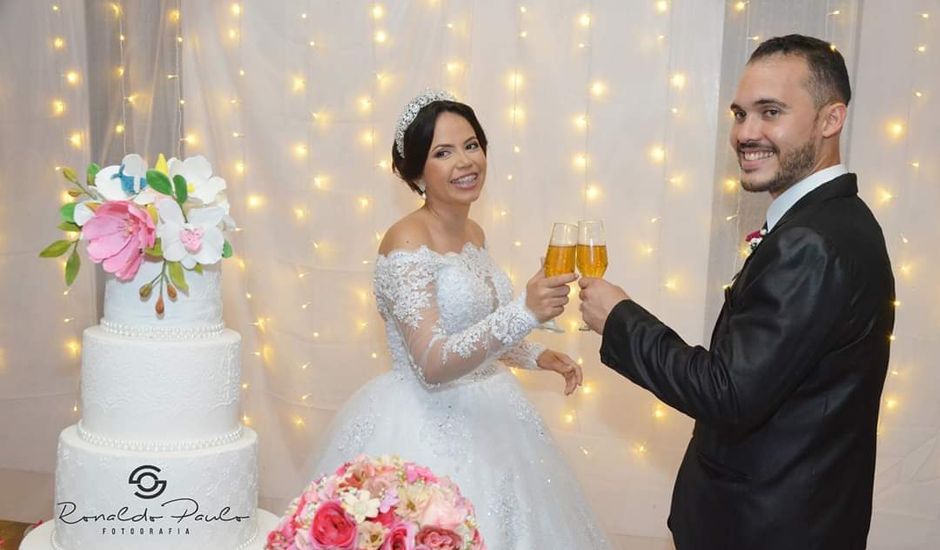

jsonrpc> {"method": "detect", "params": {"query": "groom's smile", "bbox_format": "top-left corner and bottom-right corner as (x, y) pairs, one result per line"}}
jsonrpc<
(737, 147), (777, 172)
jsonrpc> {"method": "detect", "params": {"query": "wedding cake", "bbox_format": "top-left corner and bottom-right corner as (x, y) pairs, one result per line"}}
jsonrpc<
(22, 154), (277, 549)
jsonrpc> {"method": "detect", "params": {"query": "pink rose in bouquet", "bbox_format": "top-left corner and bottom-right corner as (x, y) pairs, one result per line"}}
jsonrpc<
(310, 500), (357, 549)
(267, 455), (484, 550)
(419, 490), (468, 531)
(82, 200), (156, 280)
(381, 521), (416, 550)
(415, 526), (463, 550)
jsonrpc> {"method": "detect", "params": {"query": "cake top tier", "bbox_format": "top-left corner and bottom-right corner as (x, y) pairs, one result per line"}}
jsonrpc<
(39, 153), (237, 337)
(102, 260), (224, 335)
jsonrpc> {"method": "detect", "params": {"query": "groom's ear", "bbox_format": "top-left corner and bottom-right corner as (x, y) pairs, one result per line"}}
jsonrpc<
(819, 102), (847, 138)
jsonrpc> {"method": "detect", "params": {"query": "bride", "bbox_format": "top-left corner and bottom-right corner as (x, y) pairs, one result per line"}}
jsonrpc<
(310, 90), (611, 548)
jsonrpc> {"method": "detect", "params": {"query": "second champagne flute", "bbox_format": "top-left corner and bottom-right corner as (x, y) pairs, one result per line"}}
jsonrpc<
(577, 220), (608, 330)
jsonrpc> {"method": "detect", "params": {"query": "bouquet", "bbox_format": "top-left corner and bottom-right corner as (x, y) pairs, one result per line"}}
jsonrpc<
(267, 455), (486, 550)
(39, 153), (235, 313)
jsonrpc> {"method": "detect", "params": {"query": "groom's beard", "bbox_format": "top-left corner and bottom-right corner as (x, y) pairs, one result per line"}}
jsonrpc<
(741, 139), (817, 195)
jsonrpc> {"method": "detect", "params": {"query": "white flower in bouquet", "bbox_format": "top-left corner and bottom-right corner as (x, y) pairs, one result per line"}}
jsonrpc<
(156, 198), (226, 269)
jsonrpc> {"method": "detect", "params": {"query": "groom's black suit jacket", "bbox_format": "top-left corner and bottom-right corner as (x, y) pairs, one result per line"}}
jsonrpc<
(600, 173), (894, 549)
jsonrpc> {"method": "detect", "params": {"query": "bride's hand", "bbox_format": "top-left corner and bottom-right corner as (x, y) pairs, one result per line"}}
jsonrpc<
(536, 349), (583, 395)
(525, 269), (577, 323)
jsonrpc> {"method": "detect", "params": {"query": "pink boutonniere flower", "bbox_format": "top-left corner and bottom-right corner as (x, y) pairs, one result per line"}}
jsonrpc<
(745, 227), (767, 255)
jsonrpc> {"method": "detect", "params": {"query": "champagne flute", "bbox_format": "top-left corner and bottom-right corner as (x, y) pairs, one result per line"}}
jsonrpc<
(577, 220), (608, 331)
(537, 222), (577, 333)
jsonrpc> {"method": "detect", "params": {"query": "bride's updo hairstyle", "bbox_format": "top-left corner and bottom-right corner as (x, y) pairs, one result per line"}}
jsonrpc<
(391, 92), (488, 196)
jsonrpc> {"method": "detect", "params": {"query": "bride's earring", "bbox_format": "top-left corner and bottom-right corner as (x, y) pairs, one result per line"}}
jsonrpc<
(416, 180), (426, 194)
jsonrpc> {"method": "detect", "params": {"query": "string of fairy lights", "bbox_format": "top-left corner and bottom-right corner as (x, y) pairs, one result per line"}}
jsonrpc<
(48, 2), (87, 416)
(114, 2), (128, 155)
(501, 4), (525, 287)
(875, 7), (933, 431)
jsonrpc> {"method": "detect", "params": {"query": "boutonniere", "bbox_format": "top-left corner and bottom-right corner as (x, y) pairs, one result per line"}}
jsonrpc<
(745, 227), (768, 256)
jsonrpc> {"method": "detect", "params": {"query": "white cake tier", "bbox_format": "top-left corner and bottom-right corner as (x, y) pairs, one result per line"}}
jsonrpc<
(81, 326), (242, 447)
(103, 259), (223, 334)
(51, 425), (262, 550)
(20, 509), (280, 550)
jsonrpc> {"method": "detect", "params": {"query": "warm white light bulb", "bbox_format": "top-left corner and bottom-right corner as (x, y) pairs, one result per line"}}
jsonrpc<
(887, 121), (904, 138)
(650, 145), (666, 163)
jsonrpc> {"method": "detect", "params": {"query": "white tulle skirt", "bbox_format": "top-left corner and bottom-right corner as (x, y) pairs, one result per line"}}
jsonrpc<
(310, 365), (612, 549)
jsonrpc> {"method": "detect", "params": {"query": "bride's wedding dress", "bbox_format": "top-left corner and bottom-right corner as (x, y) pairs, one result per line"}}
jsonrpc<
(311, 242), (611, 548)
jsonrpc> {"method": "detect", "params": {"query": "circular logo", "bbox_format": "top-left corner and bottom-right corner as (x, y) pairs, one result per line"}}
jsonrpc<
(128, 465), (167, 500)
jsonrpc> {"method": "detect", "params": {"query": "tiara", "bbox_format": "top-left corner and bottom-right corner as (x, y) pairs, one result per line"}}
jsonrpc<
(395, 89), (456, 158)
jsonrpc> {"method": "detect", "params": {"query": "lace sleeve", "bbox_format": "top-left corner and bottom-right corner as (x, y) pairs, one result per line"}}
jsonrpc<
(499, 339), (546, 370)
(374, 249), (539, 386)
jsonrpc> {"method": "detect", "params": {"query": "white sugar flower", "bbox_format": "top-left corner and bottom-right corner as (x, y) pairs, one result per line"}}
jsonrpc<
(94, 153), (158, 204)
(73, 200), (96, 227)
(156, 198), (225, 269)
(168, 155), (227, 206)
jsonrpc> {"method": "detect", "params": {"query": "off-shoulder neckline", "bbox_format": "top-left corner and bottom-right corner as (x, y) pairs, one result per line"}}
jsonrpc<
(376, 241), (485, 262)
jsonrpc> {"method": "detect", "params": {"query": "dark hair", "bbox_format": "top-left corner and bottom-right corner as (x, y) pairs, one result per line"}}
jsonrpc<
(748, 34), (851, 108)
(391, 100), (488, 196)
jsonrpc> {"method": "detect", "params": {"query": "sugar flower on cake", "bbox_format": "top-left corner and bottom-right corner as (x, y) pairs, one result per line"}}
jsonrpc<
(157, 198), (226, 269)
(168, 155), (228, 207)
(40, 152), (237, 313)
(81, 201), (157, 280)
(94, 153), (159, 204)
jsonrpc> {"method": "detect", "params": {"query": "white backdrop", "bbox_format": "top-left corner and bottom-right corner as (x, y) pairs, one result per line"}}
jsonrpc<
(1, 1), (937, 548)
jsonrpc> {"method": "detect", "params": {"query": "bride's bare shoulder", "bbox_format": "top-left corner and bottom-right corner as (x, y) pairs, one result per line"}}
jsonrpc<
(378, 213), (432, 256)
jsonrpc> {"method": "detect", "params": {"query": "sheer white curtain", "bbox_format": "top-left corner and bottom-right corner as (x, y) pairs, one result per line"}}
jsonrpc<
(180, 1), (724, 545)
(0, 0), (94, 523)
(2, 1), (938, 548)
(848, 2), (940, 546)
(0, 0), (189, 524)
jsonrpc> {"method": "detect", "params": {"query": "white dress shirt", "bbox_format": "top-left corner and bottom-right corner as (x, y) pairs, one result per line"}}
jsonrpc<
(765, 164), (848, 231)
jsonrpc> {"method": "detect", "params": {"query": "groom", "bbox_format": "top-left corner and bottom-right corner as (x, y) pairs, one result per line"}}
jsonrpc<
(579, 35), (894, 549)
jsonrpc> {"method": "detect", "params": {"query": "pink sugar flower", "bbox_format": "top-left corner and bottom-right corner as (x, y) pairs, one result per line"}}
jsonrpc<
(81, 200), (156, 280)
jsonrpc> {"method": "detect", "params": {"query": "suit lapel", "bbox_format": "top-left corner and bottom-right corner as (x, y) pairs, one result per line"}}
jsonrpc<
(725, 172), (858, 295)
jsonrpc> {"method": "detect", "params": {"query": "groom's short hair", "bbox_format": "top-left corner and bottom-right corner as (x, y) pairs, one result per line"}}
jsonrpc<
(749, 34), (851, 108)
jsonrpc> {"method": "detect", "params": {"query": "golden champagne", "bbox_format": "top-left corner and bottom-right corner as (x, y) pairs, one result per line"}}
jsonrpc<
(577, 244), (608, 277)
(544, 244), (576, 276)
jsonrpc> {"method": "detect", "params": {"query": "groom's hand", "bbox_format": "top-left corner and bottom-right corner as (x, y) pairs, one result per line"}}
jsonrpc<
(578, 278), (630, 334)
